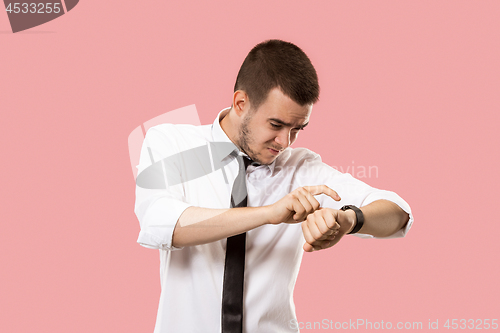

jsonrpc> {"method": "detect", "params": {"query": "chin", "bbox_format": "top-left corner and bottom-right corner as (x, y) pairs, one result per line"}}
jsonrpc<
(250, 149), (279, 165)
(261, 155), (278, 165)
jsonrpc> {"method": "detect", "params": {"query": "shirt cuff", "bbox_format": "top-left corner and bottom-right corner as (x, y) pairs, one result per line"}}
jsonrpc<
(136, 197), (191, 250)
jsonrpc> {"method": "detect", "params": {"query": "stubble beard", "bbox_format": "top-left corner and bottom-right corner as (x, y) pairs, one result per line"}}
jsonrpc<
(237, 114), (269, 165)
(237, 113), (284, 165)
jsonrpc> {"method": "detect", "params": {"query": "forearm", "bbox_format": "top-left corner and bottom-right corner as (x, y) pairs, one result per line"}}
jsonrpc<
(356, 199), (409, 237)
(172, 206), (271, 247)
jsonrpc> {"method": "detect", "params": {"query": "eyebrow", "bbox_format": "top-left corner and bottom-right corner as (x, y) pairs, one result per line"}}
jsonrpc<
(269, 118), (309, 129)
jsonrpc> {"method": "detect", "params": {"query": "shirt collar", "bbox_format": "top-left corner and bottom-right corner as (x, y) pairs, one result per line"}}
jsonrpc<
(211, 108), (277, 174)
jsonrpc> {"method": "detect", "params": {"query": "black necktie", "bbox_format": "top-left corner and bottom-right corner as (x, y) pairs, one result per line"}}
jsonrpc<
(221, 153), (253, 333)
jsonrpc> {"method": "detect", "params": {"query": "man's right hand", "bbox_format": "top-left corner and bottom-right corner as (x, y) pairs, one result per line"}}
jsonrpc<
(265, 185), (341, 224)
(173, 185), (340, 247)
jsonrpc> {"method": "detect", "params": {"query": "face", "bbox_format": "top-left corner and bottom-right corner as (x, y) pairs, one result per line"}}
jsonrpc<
(236, 88), (312, 165)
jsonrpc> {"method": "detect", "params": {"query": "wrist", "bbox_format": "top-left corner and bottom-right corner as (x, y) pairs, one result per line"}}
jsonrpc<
(340, 205), (364, 234)
(343, 209), (357, 234)
(260, 205), (275, 225)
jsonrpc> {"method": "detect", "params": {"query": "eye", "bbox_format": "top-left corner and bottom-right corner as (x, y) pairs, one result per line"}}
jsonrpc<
(270, 123), (282, 129)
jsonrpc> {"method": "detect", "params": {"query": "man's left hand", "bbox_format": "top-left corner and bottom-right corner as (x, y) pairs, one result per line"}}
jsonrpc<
(302, 208), (356, 252)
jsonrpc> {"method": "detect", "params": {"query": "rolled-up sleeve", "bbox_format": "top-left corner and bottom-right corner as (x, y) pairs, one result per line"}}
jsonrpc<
(296, 152), (413, 239)
(134, 125), (191, 250)
(356, 189), (413, 239)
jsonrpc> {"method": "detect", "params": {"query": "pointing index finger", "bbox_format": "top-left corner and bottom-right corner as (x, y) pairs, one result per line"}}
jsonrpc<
(303, 185), (341, 201)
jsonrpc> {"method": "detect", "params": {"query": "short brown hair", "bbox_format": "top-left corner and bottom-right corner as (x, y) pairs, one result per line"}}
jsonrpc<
(234, 39), (320, 109)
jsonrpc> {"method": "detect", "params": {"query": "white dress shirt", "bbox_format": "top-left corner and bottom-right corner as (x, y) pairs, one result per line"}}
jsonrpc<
(135, 108), (413, 333)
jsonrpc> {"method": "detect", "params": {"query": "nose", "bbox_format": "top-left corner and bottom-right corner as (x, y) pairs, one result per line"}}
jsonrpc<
(275, 129), (291, 149)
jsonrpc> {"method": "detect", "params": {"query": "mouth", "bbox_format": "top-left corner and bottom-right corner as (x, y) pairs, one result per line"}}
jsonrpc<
(268, 148), (281, 156)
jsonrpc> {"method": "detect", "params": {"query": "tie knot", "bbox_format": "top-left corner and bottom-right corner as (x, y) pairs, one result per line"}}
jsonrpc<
(243, 156), (253, 170)
(231, 151), (259, 170)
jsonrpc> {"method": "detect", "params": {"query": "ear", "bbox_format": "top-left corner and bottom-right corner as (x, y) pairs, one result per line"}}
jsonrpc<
(232, 90), (251, 117)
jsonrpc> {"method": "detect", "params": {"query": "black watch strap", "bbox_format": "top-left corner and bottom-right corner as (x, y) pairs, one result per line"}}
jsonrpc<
(340, 205), (364, 234)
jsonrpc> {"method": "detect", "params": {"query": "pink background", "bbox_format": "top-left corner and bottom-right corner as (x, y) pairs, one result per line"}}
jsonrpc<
(1, 1), (499, 332)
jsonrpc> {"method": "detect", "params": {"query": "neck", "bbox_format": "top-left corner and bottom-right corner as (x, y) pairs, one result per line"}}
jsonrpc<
(220, 108), (240, 146)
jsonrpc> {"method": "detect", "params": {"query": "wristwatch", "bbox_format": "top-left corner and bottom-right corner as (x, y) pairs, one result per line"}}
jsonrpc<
(340, 205), (364, 234)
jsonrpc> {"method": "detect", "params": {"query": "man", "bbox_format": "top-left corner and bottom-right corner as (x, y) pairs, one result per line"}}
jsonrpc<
(135, 39), (412, 332)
